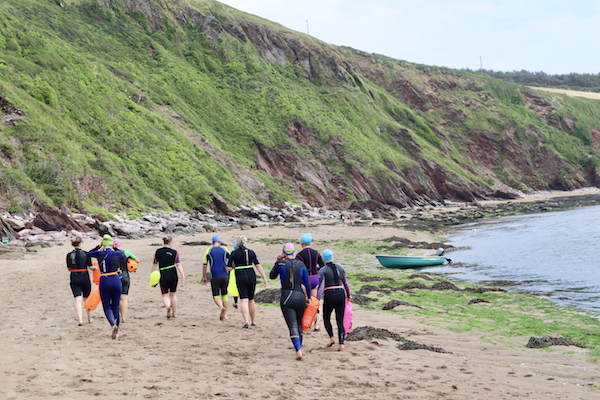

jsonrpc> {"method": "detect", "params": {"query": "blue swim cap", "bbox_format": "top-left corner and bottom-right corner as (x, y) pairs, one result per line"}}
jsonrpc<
(233, 243), (238, 250)
(212, 234), (221, 243)
(283, 242), (295, 255)
(322, 249), (333, 262)
(301, 233), (312, 245)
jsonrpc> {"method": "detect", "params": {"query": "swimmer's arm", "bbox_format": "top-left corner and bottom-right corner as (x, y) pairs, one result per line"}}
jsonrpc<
(316, 269), (326, 300)
(123, 250), (136, 260)
(301, 267), (311, 294)
(255, 264), (268, 287)
(341, 269), (351, 299)
(268, 263), (280, 280)
(176, 262), (185, 284)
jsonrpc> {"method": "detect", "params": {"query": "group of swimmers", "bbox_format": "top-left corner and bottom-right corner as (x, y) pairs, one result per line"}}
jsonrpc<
(67, 232), (351, 359)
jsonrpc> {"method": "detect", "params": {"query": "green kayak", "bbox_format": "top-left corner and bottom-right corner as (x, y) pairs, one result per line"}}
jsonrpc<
(376, 255), (446, 269)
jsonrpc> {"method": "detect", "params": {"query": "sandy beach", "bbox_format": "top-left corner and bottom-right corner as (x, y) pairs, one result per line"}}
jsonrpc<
(1, 220), (599, 399)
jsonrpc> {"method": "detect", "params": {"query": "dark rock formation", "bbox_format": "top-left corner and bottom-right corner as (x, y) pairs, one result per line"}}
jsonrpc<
(525, 336), (585, 349)
(33, 205), (90, 232)
(346, 326), (406, 342)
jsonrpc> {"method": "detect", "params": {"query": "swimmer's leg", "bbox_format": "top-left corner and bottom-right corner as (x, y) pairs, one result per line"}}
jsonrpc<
(75, 295), (84, 326)
(248, 299), (256, 325)
(334, 292), (346, 350)
(323, 295), (335, 346)
(170, 292), (178, 318)
(120, 294), (128, 323)
(240, 298), (250, 325)
(162, 292), (172, 318)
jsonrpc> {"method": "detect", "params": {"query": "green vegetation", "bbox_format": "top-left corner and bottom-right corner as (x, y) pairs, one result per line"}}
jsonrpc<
(2, 0), (600, 214)
(345, 270), (600, 361)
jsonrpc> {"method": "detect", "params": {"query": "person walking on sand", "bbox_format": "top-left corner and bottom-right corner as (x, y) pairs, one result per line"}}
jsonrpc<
(152, 235), (185, 319)
(295, 233), (324, 331)
(113, 239), (138, 323)
(87, 235), (128, 339)
(227, 236), (267, 328)
(317, 249), (352, 351)
(340, 212), (345, 225)
(202, 234), (231, 321)
(270, 243), (311, 360)
(66, 236), (94, 326)
(349, 212), (355, 227)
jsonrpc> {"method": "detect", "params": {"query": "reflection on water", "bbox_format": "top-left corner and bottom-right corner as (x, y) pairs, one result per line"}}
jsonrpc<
(421, 205), (600, 314)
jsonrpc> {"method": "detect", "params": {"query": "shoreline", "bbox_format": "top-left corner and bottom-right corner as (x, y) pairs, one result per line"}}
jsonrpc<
(2, 190), (600, 398)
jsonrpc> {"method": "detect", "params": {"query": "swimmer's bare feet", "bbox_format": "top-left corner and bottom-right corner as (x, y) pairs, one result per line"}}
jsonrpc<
(167, 307), (172, 319)
(78, 322), (83, 326)
(111, 325), (119, 339)
(327, 337), (335, 347)
(338, 344), (344, 351)
(219, 307), (227, 321)
(296, 349), (303, 360)
(88, 317), (93, 324)
(120, 316), (125, 323)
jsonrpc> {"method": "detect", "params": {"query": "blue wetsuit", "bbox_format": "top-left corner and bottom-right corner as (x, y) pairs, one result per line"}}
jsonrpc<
(87, 248), (127, 327)
(269, 258), (310, 352)
(204, 246), (230, 297)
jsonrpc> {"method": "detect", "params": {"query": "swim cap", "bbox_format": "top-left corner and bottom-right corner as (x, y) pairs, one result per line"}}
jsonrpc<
(233, 243), (238, 251)
(212, 234), (221, 243)
(322, 249), (334, 262)
(301, 233), (312, 245)
(283, 242), (295, 255)
(113, 239), (121, 248)
(102, 234), (114, 246)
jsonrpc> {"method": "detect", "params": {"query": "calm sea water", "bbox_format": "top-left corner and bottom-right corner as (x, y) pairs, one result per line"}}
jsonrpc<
(421, 205), (600, 314)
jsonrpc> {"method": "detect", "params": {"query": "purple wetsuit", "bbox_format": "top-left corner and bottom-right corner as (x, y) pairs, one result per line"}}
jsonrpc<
(296, 247), (324, 290)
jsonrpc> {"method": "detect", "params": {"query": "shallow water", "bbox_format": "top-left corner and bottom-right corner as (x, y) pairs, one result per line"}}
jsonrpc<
(422, 205), (600, 314)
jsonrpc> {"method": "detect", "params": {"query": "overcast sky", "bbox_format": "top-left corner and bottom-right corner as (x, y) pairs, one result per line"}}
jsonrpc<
(217, 0), (600, 75)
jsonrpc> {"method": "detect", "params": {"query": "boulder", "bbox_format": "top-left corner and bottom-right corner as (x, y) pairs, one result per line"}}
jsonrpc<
(33, 205), (90, 232)
(5, 218), (25, 231)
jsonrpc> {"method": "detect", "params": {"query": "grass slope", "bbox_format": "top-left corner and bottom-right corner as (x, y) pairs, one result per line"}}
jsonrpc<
(1, 0), (600, 214)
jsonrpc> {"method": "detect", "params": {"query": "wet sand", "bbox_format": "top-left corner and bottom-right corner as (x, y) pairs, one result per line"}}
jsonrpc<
(1, 221), (598, 399)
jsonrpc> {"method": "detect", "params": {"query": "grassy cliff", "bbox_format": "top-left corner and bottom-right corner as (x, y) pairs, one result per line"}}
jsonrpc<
(2, 0), (600, 215)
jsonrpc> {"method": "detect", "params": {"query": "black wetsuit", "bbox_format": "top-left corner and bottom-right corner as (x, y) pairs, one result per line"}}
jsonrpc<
(228, 246), (260, 300)
(270, 259), (311, 352)
(66, 248), (92, 298)
(317, 262), (351, 344)
(154, 246), (180, 294)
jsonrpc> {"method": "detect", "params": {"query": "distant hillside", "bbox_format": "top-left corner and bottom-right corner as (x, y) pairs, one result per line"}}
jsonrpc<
(465, 69), (600, 93)
(2, 0), (600, 216)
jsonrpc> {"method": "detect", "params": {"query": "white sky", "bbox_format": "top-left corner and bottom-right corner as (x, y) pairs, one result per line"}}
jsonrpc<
(217, 0), (600, 75)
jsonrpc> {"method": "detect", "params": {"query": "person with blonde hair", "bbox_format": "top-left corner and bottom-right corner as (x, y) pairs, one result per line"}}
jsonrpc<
(66, 236), (95, 326)
(152, 235), (184, 319)
(227, 236), (267, 328)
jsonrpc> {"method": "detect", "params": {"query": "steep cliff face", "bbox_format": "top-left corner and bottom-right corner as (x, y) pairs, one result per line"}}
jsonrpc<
(1, 0), (600, 213)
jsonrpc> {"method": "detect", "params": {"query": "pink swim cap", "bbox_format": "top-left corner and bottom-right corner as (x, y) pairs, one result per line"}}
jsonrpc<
(282, 242), (295, 255)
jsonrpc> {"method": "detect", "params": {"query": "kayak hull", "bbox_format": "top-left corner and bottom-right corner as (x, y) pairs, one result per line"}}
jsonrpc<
(376, 255), (446, 269)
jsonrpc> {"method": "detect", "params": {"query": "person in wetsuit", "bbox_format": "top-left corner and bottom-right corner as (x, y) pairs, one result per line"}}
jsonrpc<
(87, 235), (128, 339)
(295, 233), (324, 331)
(66, 236), (94, 326)
(152, 235), (185, 319)
(227, 236), (267, 328)
(202, 234), (230, 321)
(317, 249), (352, 351)
(270, 242), (311, 360)
(113, 239), (138, 323)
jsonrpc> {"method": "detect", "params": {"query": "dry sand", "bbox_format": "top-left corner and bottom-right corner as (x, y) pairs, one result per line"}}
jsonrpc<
(1, 221), (599, 399)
